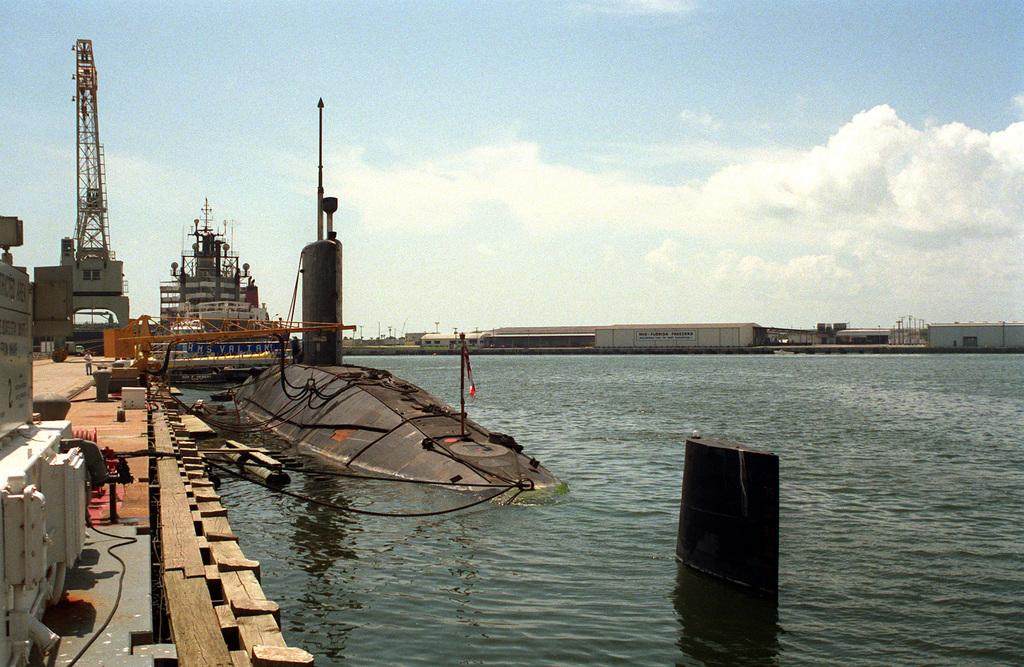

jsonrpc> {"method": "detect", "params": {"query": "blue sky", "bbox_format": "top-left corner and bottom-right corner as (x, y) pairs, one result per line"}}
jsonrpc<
(3, 0), (1022, 334)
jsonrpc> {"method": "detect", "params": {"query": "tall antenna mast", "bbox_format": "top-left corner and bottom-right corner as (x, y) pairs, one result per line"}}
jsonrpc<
(317, 98), (324, 241)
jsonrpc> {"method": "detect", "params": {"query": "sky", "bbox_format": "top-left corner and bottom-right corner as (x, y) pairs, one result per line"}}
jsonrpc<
(2, 0), (1022, 335)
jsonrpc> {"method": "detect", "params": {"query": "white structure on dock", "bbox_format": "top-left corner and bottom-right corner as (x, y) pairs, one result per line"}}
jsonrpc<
(1, 253), (87, 665)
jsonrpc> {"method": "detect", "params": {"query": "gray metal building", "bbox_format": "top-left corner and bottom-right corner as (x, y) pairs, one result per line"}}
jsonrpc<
(835, 328), (891, 345)
(595, 323), (766, 348)
(489, 327), (595, 349)
(928, 322), (1024, 348)
(419, 331), (493, 349)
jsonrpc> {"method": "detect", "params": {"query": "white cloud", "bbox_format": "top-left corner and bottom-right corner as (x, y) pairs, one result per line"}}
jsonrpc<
(644, 238), (681, 275)
(573, 0), (696, 16)
(320, 106), (1024, 322)
(696, 105), (1024, 248)
(328, 105), (1023, 252)
(327, 142), (695, 234)
(678, 109), (721, 133)
(711, 250), (856, 297)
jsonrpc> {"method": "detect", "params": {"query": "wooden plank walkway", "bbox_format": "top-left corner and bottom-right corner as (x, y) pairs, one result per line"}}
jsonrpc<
(152, 388), (314, 667)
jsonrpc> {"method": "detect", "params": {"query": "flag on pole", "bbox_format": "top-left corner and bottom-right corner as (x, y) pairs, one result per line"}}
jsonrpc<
(463, 343), (476, 396)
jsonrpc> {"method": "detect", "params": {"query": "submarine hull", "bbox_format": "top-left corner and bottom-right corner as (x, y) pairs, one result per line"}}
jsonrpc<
(233, 363), (563, 496)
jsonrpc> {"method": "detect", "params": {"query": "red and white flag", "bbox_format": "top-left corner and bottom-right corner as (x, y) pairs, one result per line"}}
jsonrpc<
(462, 344), (476, 395)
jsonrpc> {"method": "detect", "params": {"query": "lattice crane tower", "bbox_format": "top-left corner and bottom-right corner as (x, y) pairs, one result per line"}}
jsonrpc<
(61, 39), (129, 325)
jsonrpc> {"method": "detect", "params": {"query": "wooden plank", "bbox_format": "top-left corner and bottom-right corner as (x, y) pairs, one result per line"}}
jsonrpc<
(215, 604), (238, 632)
(219, 569), (278, 621)
(217, 556), (261, 578)
(225, 440), (288, 469)
(159, 458), (206, 578)
(231, 649), (254, 667)
(220, 569), (267, 602)
(236, 614), (287, 652)
(210, 540), (248, 562)
(251, 645), (315, 667)
(153, 412), (176, 454)
(202, 515), (238, 541)
(232, 597), (281, 624)
(181, 414), (217, 439)
(198, 501), (229, 518)
(163, 569), (234, 667)
(195, 487), (221, 502)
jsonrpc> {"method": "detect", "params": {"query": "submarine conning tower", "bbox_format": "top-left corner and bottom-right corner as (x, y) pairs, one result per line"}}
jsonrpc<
(304, 100), (344, 367)
(301, 231), (343, 366)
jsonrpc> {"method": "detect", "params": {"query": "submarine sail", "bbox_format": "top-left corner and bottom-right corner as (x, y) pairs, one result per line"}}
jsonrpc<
(233, 362), (565, 498)
(227, 99), (563, 500)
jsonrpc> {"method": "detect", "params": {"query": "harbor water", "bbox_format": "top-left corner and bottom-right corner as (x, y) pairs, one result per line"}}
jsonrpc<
(205, 353), (1024, 665)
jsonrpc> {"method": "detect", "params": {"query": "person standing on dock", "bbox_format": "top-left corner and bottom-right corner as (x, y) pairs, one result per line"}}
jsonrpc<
(84, 350), (93, 375)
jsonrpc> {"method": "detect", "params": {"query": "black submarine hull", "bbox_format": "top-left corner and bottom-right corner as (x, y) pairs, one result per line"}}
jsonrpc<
(233, 363), (566, 497)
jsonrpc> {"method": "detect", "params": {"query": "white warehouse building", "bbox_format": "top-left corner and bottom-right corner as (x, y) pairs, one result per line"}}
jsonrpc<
(928, 322), (1024, 348)
(595, 323), (766, 349)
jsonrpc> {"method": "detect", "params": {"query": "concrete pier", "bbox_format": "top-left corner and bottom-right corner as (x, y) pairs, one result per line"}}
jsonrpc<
(29, 357), (312, 666)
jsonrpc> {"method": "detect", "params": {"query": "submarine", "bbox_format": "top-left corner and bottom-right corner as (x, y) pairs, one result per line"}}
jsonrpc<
(229, 129), (564, 500)
(232, 361), (565, 499)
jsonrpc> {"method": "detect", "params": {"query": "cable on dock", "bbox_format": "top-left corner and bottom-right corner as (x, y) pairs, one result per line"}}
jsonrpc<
(64, 526), (139, 667)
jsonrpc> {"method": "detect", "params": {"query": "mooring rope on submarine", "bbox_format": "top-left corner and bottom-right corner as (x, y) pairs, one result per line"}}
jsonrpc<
(102, 452), (530, 520)
(155, 338), (536, 491)
(270, 364), (535, 489)
(271, 460), (533, 490)
(113, 448), (531, 491)
(161, 384), (304, 435)
(204, 458), (526, 517)
(143, 385), (538, 498)
(176, 366), (535, 490)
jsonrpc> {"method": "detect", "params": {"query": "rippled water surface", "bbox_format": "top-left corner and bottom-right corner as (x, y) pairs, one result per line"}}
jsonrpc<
(203, 354), (1024, 665)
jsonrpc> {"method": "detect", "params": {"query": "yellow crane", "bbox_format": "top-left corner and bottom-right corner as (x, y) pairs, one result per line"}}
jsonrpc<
(103, 314), (354, 373)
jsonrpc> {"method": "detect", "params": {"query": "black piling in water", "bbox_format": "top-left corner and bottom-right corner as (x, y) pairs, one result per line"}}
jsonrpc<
(676, 435), (779, 598)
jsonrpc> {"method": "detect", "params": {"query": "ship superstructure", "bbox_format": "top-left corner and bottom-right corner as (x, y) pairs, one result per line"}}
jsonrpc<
(160, 200), (267, 326)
